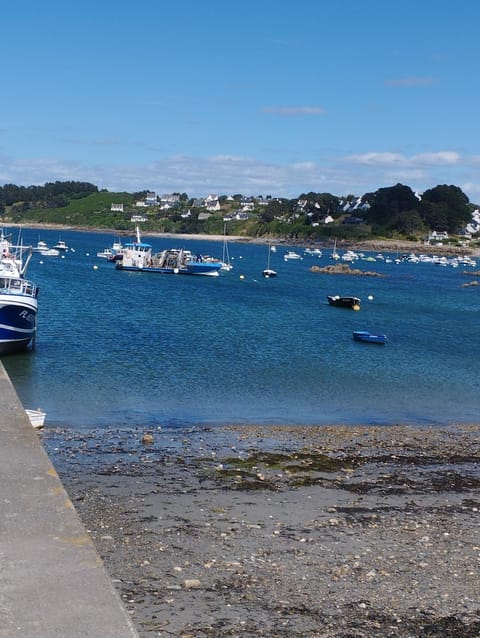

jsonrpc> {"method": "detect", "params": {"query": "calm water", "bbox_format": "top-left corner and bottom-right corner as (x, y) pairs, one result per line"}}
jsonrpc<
(3, 227), (480, 429)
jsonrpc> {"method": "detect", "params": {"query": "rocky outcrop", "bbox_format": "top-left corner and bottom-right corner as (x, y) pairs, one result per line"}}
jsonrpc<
(310, 263), (385, 276)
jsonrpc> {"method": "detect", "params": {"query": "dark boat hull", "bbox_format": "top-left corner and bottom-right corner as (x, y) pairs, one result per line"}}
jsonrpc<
(327, 295), (361, 309)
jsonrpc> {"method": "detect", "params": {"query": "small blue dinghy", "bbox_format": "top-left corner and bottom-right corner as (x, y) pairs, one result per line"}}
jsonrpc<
(353, 330), (387, 344)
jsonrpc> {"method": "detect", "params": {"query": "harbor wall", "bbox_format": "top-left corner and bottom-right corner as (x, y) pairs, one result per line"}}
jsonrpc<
(0, 361), (139, 637)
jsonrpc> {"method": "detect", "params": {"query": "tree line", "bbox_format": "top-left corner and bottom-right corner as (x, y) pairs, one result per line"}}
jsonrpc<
(0, 180), (475, 240)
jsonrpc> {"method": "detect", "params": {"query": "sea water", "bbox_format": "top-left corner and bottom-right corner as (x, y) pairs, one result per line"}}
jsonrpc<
(3, 227), (480, 428)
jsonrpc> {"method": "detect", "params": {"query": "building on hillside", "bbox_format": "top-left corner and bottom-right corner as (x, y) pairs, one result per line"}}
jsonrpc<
(206, 198), (221, 212)
(145, 192), (158, 206)
(111, 203), (124, 212)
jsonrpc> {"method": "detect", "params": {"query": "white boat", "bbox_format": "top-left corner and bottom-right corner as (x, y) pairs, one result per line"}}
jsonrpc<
(220, 223), (233, 271)
(97, 247), (114, 259)
(25, 408), (46, 429)
(97, 239), (124, 261)
(331, 239), (340, 260)
(0, 228), (39, 355)
(39, 247), (60, 256)
(53, 239), (68, 251)
(263, 243), (277, 278)
(304, 248), (322, 256)
(341, 250), (359, 262)
(32, 239), (49, 253)
(284, 250), (302, 261)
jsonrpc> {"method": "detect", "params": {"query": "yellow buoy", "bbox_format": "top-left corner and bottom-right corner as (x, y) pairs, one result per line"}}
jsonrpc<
(353, 304), (360, 311)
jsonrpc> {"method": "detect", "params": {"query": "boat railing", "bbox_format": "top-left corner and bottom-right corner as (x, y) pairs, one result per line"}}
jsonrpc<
(0, 277), (38, 298)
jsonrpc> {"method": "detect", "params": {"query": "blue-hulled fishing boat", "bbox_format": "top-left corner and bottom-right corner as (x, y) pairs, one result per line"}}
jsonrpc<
(115, 226), (222, 276)
(0, 228), (39, 355)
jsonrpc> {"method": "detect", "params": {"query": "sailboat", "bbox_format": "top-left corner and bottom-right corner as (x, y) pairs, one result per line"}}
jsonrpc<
(263, 242), (277, 278)
(330, 238), (340, 260)
(220, 223), (233, 271)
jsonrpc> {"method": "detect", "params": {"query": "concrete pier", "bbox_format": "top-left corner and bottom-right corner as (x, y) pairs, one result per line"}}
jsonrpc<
(0, 361), (139, 637)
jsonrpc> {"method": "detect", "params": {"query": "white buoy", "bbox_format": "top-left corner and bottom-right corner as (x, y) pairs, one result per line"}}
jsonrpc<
(368, 295), (374, 301)
(93, 265), (98, 270)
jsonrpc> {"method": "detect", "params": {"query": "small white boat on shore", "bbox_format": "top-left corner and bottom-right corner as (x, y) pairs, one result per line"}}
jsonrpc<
(25, 408), (46, 429)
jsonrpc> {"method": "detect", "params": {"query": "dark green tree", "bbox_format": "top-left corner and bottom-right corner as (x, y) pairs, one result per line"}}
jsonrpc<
(419, 185), (470, 233)
(365, 183), (419, 227)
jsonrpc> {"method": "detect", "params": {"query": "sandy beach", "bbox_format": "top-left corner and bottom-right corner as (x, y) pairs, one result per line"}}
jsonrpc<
(42, 423), (480, 637)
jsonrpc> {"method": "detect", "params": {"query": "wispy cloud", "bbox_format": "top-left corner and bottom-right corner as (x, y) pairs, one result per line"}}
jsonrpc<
(346, 151), (461, 166)
(261, 106), (326, 116)
(385, 77), (435, 87)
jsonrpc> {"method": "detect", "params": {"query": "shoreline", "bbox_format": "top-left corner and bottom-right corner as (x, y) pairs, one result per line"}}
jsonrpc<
(7, 221), (480, 256)
(42, 422), (480, 637)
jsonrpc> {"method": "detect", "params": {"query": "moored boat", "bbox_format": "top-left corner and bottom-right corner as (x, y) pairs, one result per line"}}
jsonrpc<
(353, 330), (387, 344)
(97, 247), (114, 259)
(284, 250), (302, 261)
(327, 295), (361, 310)
(32, 239), (49, 253)
(53, 239), (68, 251)
(0, 228), (39, 355)
(115, 226), (222, 276)
(25, 408), (46, 428)
(263, 243), (277, 278)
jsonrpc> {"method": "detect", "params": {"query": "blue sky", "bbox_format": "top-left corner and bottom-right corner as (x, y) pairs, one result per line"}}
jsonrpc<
(1, 0), (480, 201)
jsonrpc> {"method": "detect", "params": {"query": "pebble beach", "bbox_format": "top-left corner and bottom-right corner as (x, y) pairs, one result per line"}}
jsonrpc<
(42, 423), (480, 637)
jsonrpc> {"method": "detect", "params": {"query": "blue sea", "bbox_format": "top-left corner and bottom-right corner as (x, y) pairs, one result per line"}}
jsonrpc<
(3, 227), (480, 429)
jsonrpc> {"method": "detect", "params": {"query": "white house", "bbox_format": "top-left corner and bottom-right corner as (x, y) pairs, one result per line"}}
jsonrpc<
(111, 203), (124, 212)
(145, 192), (158, 206)
(206, 198), (221, 212)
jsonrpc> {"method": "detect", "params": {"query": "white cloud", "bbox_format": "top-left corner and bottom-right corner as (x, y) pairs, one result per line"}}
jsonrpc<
(346, 151), (461, 167)
(0, 150), (479, 202)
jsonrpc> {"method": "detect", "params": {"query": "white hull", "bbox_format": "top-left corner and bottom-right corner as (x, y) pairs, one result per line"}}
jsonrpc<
(25, 409), (46, 428)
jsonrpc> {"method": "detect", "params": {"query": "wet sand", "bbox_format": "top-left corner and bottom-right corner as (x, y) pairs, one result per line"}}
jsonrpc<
(42, 423), (480, 637)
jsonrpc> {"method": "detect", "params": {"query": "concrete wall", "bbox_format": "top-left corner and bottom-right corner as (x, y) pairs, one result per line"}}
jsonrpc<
(0, 361), (139, 637)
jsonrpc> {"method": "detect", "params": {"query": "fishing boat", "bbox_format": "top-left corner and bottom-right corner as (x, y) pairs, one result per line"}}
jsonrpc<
(263, 243), (277, 278)
(353, 330), (387, 344)
(115, 226), (222, 276)
(25, 408), (46, 428)
(327, 295), (361, 310)
(0, 228), (39, 355)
